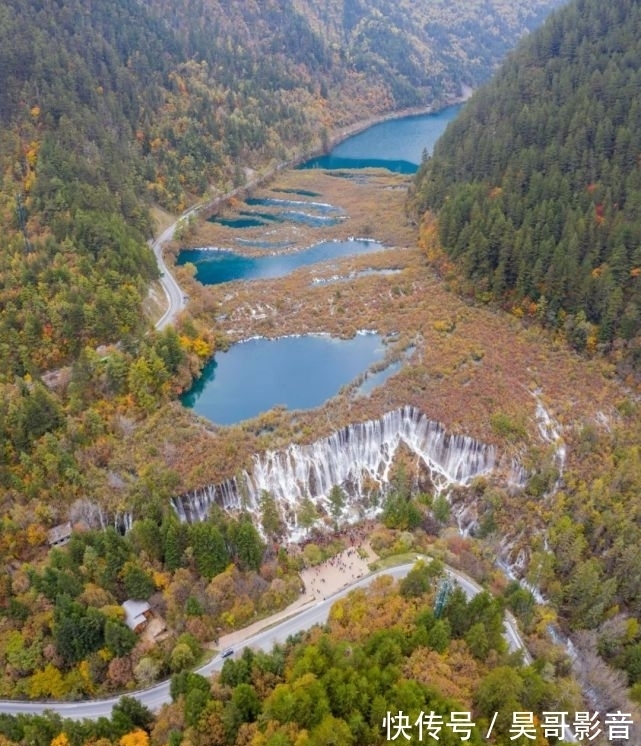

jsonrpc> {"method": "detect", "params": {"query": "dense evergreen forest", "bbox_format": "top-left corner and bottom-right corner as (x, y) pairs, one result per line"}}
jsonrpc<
(412, 0), (641, 371)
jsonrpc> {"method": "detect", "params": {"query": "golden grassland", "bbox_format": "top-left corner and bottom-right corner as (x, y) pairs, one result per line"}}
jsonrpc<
(143, 167), (629, 494)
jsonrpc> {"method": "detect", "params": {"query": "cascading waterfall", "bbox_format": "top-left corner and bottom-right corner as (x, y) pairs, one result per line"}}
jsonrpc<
(533, 391), (566, 475)
(172, 406), (500, 534)
(68, 498), (133, 535)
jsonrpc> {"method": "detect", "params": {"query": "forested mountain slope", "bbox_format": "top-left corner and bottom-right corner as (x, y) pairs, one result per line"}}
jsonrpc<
(292, 0), (563, 103)
(412, 0), (641, 369)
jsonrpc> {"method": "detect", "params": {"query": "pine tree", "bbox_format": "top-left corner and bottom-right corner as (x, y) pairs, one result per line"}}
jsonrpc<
(189, 522), (229, 580)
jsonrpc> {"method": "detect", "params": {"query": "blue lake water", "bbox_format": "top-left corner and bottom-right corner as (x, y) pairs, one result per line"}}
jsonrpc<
(354, 346), (415, 397)
(275, 188), (322, 197)
(208, 215), (267, 228)
(178, 238), (384, 285)
(181, 333), (386, 425)
(299, 103), (463, 172)
(234, 238), (294, 250)
(355, 361), (403, 397)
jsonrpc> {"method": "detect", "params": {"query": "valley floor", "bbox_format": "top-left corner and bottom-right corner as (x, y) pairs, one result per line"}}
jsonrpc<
(159, 166), (624, 496)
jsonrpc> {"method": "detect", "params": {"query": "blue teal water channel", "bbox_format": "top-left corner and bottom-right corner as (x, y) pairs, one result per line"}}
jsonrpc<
(177, 238), (384, 285)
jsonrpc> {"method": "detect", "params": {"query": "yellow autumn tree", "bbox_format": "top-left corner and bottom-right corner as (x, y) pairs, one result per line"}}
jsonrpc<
(119, 730), (150, 746)
(28, 664), (67, 699)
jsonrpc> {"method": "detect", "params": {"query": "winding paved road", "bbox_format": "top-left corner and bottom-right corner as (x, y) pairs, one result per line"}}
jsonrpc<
(0, 561), (529, 721)
(150, 174), (276, 331)
(151, 211), (194, 331)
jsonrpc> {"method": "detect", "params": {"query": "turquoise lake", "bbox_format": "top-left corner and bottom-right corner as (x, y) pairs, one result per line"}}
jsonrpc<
(299, 103), (463, 172)
(181, 334), (386, 425)
(177, 238), (384, 285)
